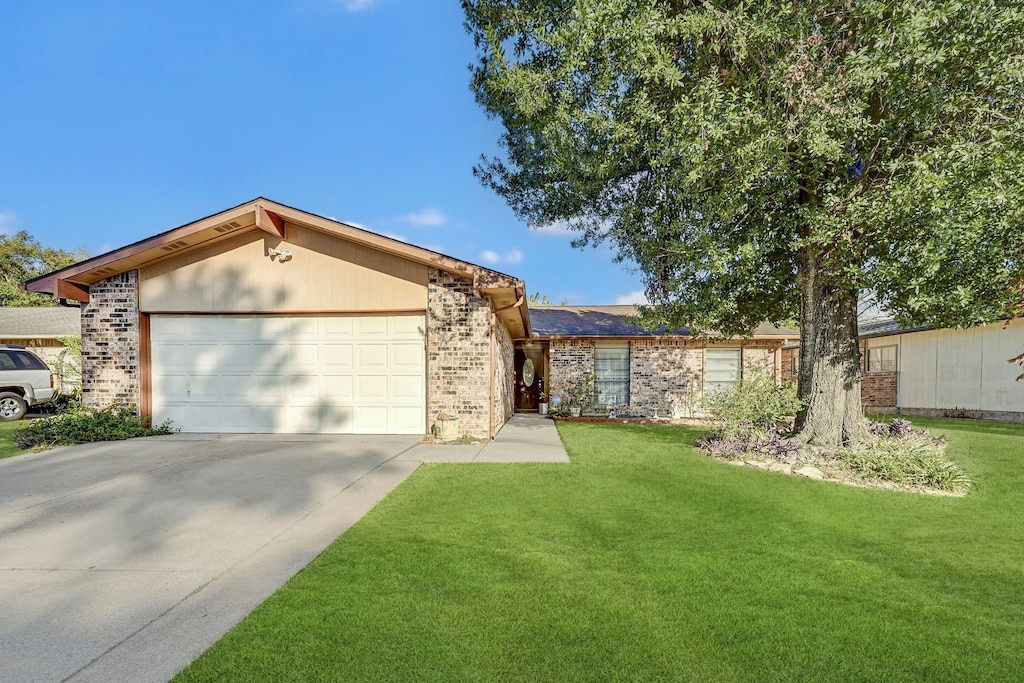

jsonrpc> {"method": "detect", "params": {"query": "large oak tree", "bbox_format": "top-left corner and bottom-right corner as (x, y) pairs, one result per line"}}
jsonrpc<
(464, 0), (1024, 446)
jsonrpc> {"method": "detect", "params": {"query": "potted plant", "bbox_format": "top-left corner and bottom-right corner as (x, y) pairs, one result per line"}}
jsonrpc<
(538, 389), (549, 415)
(433, 412), (459, 441)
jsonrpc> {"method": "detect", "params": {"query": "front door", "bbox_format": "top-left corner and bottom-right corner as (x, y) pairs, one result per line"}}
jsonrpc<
(514, 345), (545, 411)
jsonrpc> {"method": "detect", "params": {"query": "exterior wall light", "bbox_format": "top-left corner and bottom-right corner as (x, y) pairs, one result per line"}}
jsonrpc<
(267, 247), (292, 262)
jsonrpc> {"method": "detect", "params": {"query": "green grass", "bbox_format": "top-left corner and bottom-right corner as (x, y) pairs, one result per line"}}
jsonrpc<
(177, 416), (1024, 682)
(0, 421), (24, 459)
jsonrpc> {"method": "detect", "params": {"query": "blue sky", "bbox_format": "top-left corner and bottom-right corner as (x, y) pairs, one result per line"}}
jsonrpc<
(0, 1), (647, 305)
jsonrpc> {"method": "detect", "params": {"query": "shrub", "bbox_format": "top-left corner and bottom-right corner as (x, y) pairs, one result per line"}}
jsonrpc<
(13, 403), (176, 449)
(696, 425), (800, 461)
(832, 436), (968, 492)
(702, 373), (804, 432)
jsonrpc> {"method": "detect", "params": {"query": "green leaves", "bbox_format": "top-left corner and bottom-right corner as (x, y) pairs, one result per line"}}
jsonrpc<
(464, 0), (1024, 333)
(0, 231), (80, 307)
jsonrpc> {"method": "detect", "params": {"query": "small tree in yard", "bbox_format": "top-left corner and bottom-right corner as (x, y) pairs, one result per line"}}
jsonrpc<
(464, 1), (1024, 447)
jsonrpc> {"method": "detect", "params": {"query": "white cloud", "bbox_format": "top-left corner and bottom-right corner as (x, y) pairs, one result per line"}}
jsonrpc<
(0, 210), (19, 235)
(402, 208), (447, 227)
(530, 219), (572, 235)
(340, 0), (379, 11)
(480, 248), (523, 265)
(615, 290), (649, 305)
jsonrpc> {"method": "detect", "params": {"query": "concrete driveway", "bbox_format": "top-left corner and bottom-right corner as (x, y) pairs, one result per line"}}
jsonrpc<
(0, 433), (423, 683)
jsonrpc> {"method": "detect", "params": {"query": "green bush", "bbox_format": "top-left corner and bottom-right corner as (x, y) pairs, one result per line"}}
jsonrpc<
(702, 373), (804, 431)
(833, 435), (969, 492)
(13, 403), (176, 449)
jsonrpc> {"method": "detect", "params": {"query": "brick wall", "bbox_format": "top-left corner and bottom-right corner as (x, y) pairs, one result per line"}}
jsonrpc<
(629, 340), (704, 417)
(742, 344), (777, 377)
(548, 339), (595, 404)
(426, 268), (493, 438)
(859, 341), (897, 411)
(81, 271), (141, 409)
(493, 319), (515, 429)
(780, 347), (798, 383)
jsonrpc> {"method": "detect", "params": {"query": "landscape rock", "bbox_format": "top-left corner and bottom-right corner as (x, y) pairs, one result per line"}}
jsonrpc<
(795, 466), (825, 480)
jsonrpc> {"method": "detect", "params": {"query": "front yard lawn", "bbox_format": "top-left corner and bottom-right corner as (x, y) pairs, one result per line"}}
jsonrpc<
(0, 421), (23, 460)
(176, 417), (1024, 682)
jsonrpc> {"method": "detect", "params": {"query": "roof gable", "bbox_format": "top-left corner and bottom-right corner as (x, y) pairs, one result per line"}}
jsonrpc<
(25, 198), (519, 298)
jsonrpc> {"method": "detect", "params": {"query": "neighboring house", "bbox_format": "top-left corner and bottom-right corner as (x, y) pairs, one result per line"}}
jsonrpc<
(860, 317), (1024, 422)
(25, 198), (527, 438)
(781, 317), (1024, 423)
(0, 306), (81, 380)
(520, 306), (798, 418)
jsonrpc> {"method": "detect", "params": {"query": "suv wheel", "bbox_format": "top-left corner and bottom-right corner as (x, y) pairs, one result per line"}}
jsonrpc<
(0, 392), (28, 421)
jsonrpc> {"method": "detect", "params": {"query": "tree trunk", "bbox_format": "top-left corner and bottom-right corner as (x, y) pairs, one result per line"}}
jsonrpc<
(792, 247), (866, 447)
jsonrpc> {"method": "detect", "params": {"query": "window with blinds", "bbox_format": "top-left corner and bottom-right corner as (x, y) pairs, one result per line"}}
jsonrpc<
(705, 347), (741, 391)
(594, 343), (630, 407)
(867, 345), (897, 372)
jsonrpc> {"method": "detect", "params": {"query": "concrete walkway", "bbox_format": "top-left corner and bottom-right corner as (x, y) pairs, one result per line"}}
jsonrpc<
(0, 415), (567, 683)
(399, 413), (570, 464)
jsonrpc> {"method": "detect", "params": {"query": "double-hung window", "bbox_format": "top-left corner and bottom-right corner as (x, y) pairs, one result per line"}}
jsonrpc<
(705, 347), (742, 392)
(594, 343), (630, 407)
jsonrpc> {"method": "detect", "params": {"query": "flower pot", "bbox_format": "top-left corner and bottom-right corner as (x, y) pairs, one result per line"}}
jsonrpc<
(569, 405), (582, 417)
(434, 416), (459, 441)
(539, 402), (549, 415)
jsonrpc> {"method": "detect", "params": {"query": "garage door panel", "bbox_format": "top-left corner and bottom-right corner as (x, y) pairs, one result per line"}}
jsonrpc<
(220, 405), (255, 431)
(323, 317), (355, 337)
(356, 375), (388, 400)
(288, 374), (320, 400)
(392, 374), (423, 399)
(390, 315), (423, 337)
(392, 343), (423, 368)
(391, 406), (426, 433)
(355, 406), (389, 432)
(154, 373), (188, 402)
(322, 375), (354, 399)
(218, 343), (254, 368)
(358, 317), (388, 337)
(356, 344), (388, 369)
(321, 404), (355, 433)
(191, 344), (225, 372)
(152, 314), (425, 434)
(221, 374), (252, 400)
(323, 343), (353, 368)
(282, 405), (319, 433)
(189, 375), (220, 401)
(290, 344), (319, 370)
(153, 343), (188, 368)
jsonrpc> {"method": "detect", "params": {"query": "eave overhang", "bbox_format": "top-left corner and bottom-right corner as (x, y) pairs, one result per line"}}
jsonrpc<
(23, 198), (523, 306)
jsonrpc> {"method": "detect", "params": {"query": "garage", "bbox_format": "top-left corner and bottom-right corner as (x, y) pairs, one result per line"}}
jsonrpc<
(151, 314), (426, 434)
(25, 199), (528, 439)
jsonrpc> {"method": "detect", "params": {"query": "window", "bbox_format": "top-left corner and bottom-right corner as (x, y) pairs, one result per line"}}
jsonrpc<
(0, 350), (46, 371)
(867, 345), (897, 372)
(705, 347), (741, 391)
(594, 343), (629, 406)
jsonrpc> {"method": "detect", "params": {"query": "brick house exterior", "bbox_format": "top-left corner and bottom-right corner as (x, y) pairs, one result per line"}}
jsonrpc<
(528, 307), (798, 418)
(27, 199), (527, 439)
(80, 271), (142, 409)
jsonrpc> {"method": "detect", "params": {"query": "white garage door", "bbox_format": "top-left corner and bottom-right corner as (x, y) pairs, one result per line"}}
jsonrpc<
(151, 314), (426, 434)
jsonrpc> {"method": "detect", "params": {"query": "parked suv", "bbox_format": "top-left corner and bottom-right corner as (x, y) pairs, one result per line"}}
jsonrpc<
(0, 345), (56, 421)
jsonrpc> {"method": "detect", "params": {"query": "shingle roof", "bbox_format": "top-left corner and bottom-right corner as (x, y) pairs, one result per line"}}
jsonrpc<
(529, 306), (798, 338)
(0, 307), (81, 338)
